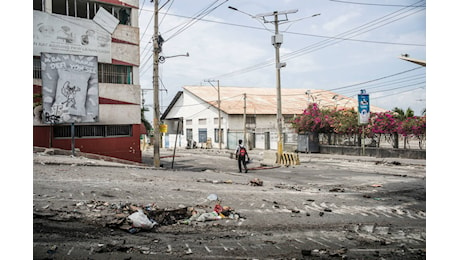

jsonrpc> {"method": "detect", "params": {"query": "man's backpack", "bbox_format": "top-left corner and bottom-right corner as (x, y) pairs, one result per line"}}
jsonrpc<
(239, 146), (246, 157)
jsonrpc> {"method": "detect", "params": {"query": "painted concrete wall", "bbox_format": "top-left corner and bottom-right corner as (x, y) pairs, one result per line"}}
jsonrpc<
(33, 124), (142, 162)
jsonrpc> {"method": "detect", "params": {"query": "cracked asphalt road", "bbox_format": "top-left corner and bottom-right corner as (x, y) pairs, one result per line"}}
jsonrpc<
(33, 148), (426, 259)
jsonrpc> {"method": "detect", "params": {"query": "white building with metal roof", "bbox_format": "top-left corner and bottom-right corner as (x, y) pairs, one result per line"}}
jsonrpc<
(160, 85), (386, 150)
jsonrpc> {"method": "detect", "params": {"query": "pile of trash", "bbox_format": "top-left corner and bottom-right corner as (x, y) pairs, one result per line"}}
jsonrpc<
(34, 194), (243, 234)
(101, 194), (243, 234)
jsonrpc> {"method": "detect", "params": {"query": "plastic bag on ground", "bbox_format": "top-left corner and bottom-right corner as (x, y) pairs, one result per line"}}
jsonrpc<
(189, 211), (221, 222)
(128, 209), (157, 229)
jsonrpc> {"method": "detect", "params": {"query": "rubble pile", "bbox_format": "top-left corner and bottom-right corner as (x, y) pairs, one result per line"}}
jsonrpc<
(34, 196), (244, 234)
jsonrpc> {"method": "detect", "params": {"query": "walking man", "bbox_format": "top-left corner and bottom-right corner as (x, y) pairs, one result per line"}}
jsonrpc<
(235, 139), (249, 173)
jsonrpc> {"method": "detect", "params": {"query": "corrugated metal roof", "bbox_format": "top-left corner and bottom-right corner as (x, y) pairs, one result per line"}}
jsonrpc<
(183, 86), (386, 115)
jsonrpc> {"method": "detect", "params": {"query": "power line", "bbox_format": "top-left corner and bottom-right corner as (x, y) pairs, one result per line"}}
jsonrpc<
(339, 74), (425, 96)
(138, 0), (147, 16)
(326, 67), (423, 93)
(163, 0), (228, 42)
(156, 12), (424, 47)
(209, 1), (425, 80)
(371, 81), (425, 94)
(329, 0), (426, 8)
(372, 86), (425, 100)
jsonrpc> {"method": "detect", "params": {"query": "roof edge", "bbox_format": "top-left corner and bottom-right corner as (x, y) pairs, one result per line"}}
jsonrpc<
(160, 91), (183, 120)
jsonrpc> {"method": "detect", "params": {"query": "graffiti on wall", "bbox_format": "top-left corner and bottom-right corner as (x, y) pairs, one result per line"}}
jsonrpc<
(41, 53), (99, 124)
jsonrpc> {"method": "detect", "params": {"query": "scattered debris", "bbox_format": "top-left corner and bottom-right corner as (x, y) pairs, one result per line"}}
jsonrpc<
(47, 245), (58, 255)
(34, 197), (245, 234)
(371, 184), (382, 187)
(249, 178), (263, 186)
(197, 179), (234, 184)
(329, 187), (345, 192)
(127, 209), (157, 230)
(207, 194), (218, 201)
(301, 247), (348, 257)
(275, 183), (304, 191)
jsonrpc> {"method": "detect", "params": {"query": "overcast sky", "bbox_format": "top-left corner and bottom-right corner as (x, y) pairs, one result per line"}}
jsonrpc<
(138, 0), (426, 121)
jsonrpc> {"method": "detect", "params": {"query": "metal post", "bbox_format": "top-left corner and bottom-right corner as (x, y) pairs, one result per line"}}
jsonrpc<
(172, 120), (181, 169)
(243, 93), (247, 146)
(217, 80), (222, 149)
(152, 0), (161, 168)
(362, 125), (365, 156)
(71, 122), (75, 156)
(205, 79), (223, 149)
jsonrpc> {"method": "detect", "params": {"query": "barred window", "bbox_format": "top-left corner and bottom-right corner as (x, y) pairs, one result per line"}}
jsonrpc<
(246, 115), (256, 125)
(33, 57), (41, 79)
(98, 63), (132, 84)
(54, 125), (132, 138)
(186, 128), (193, 140)
(33, 58), (132, 84)
(198, 128), (207, 143)
(107, 125), (131, 136)
(214, 128), (223, 143)
(49, 0), (131, 23)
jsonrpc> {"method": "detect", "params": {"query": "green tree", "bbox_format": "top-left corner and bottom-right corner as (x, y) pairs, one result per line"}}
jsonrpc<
(141, 107), (152, 132)
(392, 107), (414, 148)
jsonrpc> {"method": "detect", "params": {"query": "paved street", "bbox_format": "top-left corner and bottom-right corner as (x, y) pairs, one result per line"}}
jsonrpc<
(33, 147), (426, 259)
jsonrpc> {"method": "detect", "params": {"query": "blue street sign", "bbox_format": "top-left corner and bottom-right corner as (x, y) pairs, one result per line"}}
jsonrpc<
(358, 90), (370, 124)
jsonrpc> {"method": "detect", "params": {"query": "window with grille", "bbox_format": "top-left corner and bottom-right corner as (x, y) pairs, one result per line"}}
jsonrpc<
(186, 128), (193, 140)
(33, 58), (132, 84)
(198, 128), (207, 143)
(214, 128), (223, 143)
(98, 63), (132, 84)
(49, 0), (131, 24)
(53, 125), (132, 138)
(33, 57), (41, 79)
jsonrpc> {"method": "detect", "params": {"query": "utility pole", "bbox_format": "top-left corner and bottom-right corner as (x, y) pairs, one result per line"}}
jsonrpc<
(274, 13), (283, 163)
(217, 80), (222, 150)
(152, 0), (161, 168)
(204, 79), (222, 149)
(243, 93), (247, 146)
(255, 9), (297, 163)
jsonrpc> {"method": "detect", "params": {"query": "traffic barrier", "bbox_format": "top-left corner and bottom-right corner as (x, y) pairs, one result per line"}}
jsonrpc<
(277, 152), (300, 166)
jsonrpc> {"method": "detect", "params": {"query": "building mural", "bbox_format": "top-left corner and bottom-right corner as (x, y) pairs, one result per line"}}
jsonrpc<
(41, 53), (99, 124)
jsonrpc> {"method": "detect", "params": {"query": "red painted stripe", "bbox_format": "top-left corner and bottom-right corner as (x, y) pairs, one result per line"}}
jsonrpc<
(99, 97), (138, 105)
(112, 38), (138, 45)
(34, 85), (42, 94)
(111, 59), (137, 66)
(97, 0), (137, 9)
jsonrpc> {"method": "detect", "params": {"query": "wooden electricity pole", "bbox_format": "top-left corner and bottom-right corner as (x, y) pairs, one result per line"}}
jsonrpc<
(152, 0), (161, 167)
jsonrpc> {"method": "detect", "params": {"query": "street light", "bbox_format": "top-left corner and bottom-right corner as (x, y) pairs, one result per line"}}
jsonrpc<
(229, 6), (300, 164)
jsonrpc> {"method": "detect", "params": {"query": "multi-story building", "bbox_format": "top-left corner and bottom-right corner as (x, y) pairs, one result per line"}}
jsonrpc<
(33, 0), (143, 162)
